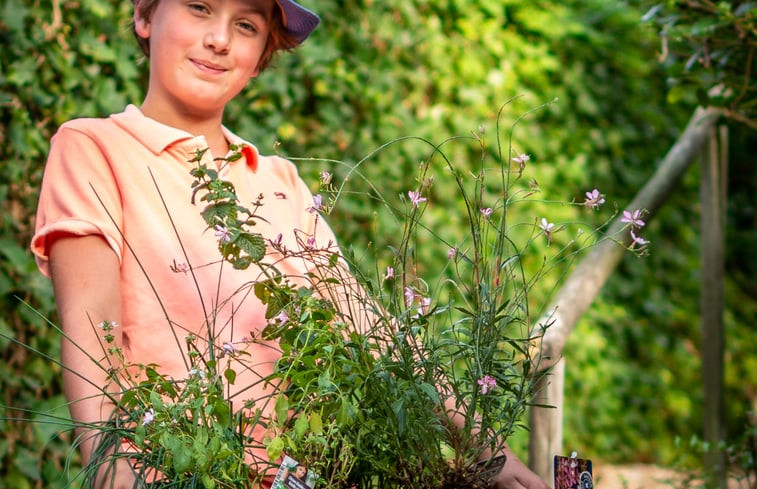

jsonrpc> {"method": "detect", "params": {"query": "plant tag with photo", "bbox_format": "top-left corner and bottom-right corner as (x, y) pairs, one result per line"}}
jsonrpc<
(554, 452), (593, 489)
(272, 455), (317, 489)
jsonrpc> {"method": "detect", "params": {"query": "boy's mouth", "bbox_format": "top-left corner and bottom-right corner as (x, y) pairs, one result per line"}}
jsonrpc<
(190, 59), (228, 74)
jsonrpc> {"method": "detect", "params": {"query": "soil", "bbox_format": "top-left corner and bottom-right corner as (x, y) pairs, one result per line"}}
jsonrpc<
(439, 454), (507, 489)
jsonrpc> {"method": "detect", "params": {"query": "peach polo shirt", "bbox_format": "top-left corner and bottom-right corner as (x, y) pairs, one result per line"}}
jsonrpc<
(32, 105), (338, 469)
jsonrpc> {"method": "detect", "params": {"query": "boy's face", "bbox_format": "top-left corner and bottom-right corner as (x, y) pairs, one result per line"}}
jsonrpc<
(134, 0), (273, 116)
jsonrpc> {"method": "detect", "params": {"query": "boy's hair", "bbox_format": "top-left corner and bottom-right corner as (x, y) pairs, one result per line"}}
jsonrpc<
(133, 0), (299, 71)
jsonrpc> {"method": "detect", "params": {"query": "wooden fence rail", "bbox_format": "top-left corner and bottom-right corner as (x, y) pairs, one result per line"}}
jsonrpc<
(526, 106), (723, 483)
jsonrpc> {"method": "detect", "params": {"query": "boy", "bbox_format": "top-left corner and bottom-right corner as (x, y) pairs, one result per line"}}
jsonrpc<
(31, 0), (547, 487)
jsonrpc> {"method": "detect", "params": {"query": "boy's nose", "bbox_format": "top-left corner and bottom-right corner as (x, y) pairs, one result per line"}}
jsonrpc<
(204, 22), (231, 53)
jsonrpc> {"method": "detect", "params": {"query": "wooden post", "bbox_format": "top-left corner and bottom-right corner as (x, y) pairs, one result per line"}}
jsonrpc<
(528, 358), (564, 484)
(700, 125), (727, 488)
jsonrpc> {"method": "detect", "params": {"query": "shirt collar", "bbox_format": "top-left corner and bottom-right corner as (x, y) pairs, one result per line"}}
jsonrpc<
(110, 104), (256, 159)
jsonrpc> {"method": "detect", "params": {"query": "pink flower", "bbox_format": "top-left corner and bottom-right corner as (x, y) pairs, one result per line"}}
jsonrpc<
(407, 291), (430, 319)
(630, 229), (649, 248)
(320, 171), (332, 184)
(408, 190), (427, 208)
(583, 188), (605, 209)
(477, 375), (497, 395)
(214, 225), (232, 243)
(621, 209), (645, 228)
(188, 368), (206, 379)
(419, 296), (431, 315)
(307, 194), (324, 214)
(448, 247), (457, 260)
(141, 408), (155, 426)
(513, 153), (530, 170)
(275, 310), (288, 325)
(269, 233), (283, 247)
(385, 266), (394, 280)
(480, 207), (493, 219)
(404, 287), (415, 307)
(306, 236), (316, 248)
(540, 218), (555, 244)
(222, 342), (236, 355)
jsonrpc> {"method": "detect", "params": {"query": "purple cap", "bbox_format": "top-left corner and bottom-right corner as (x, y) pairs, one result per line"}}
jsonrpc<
(276, 0), (320, 44)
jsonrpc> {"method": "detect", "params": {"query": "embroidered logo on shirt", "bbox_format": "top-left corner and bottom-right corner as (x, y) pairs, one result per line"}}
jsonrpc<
(241, 144), (257, 173)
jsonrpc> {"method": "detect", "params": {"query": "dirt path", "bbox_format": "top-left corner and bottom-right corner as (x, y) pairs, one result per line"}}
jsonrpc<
(593, 464), (750, 489)
(594, 464), (682, 489)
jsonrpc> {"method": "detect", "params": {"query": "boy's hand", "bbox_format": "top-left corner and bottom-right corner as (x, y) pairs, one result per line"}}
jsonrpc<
(496, 447), (551, 489)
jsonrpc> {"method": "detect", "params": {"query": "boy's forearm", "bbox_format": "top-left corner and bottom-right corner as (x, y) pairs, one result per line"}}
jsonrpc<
(50, 235), (123, 463)
(62, 340), (121, 463)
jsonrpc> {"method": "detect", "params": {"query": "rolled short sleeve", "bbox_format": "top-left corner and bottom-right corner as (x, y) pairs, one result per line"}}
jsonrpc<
(31, 125), (125, 277)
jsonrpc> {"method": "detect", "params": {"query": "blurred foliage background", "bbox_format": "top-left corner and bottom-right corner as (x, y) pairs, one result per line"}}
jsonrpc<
(1, 0), (754, 487)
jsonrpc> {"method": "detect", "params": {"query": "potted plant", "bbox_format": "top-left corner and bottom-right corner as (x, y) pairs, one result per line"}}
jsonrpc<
(40, 103), (643, 489)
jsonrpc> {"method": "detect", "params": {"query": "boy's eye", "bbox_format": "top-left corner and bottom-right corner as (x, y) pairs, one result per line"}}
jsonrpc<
(237, 20), (259, 34)
(188, 3), (209, 14)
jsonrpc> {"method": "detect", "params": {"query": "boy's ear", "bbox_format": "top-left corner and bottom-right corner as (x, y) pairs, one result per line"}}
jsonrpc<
(133, 4), (151, 39)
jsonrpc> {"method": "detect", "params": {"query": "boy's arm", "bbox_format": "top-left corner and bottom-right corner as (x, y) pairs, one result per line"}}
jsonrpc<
(49, 235), (127, 468)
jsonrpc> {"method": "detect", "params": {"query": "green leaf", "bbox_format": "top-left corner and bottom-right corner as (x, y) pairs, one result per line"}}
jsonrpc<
(418, 382), (440, 403)
(149, 390), (164, 409)
(266, 436), (285, 461)
(159, 380), (178, 399)
(309, 412), (323, 435)
(224, 367), (236, 385)
(214, 398), (231, 426)
(1, 0), (30, 33)
(7, 58), (37, 86)
(202, 473), (216, 489)
(294, 413), (308, 439)
(208, 437), (221, 456)
(274, 394), (289, 424)
(172, 444), (192, 474)
(231, 255), (253, 270)
(135, 424), (146, 447)
(159, 432), (178, 452)
(0, 238), (33, 274)
(194, 428), (209, 454)
(236, 232), (266, 262)
(317, 371), (334, 393)
(336, 399), (353, 425)
(392, 399), (407, 434)
(80, 34), (118, 62)
(201, 202), (237, 225)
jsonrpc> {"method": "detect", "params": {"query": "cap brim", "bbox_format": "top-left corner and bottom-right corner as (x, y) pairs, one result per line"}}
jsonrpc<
(276, 0), (320, 44)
